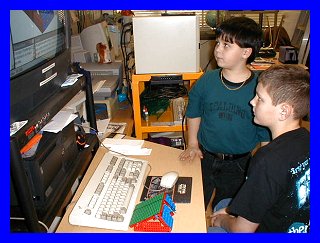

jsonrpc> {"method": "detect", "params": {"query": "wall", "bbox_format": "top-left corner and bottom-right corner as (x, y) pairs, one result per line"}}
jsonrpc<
(281, 11), (301, 39)
(200, 40), (216, 71)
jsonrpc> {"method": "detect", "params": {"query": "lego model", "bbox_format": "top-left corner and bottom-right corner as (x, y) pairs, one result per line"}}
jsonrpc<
(129, 192), (176, 232)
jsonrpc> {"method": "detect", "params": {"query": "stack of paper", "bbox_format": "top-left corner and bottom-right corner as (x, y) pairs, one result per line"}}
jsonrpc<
(102, 138), (152, 155)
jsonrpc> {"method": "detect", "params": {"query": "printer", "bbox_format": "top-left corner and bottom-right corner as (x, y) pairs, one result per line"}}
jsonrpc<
(80, 62), (123, 99)
(93, 75), (120, 100)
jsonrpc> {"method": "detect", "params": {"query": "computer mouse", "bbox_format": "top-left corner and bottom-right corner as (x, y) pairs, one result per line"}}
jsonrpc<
(160, 171), (179, 189)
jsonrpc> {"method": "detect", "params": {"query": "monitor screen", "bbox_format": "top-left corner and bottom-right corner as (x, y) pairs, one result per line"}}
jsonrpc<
(10, 10), (71, 124)
(10, 10), (66, 79)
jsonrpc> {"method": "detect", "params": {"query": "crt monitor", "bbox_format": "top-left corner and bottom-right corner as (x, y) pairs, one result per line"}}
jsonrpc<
(10, 10), (71, 124)
(80, 22), (112, 62)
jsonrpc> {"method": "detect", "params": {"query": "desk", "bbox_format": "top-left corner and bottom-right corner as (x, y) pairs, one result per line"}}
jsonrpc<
(56, 140), (207, 232)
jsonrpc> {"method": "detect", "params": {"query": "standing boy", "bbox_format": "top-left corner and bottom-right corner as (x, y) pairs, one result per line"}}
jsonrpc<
(210, 64), (310, 232)
(179, 17), (270, 209)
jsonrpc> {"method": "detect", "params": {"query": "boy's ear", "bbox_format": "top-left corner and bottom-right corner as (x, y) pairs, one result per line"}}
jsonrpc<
(279, 103), (293, 120)
(243, 48), (252, 58)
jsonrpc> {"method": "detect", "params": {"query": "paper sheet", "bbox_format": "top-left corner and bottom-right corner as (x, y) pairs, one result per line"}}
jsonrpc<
(102, 138), (144, 148)
(42, 110), (78, 133)
(108, 147), (152, 156)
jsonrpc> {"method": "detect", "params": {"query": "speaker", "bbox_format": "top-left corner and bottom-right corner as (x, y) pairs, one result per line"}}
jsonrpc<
(279, 46), (298, 64)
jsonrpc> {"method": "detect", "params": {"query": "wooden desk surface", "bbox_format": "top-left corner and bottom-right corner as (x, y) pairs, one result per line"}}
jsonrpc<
(56, 140), (207, 233)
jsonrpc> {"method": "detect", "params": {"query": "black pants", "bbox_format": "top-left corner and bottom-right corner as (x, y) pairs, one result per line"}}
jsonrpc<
(200, 146), (251, 209)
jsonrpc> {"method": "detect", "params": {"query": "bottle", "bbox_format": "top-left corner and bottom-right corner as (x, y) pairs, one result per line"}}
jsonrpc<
(144, 107), (149, 125)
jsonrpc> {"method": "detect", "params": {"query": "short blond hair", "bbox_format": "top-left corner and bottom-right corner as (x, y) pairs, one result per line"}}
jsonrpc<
(259, 64), (310, 120)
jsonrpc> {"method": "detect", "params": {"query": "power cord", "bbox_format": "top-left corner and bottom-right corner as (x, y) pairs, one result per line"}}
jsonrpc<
(142, 84), (188, 100)
(10, 217), (49, 232)
(74, 122), (98, 134)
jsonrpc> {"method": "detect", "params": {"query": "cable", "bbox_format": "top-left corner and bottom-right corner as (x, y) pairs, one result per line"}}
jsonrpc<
(10, 217), (49, 232)
(74, 122), (98, 134)
(144, 185), (166, 193)
(142, 84), (188, 100)
(120, 25), (134, 105)
(203, 49), (216, 72)
(182, 114), (186, 150)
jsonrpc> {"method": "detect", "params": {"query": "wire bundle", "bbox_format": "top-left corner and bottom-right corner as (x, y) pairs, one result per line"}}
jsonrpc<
(140, 84), (188, 118)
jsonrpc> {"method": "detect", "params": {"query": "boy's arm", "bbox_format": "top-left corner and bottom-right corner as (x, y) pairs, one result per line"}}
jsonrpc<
(211, 212), (259, 232)
(186, 117), (201, 147)
(179, 117), (202, 161)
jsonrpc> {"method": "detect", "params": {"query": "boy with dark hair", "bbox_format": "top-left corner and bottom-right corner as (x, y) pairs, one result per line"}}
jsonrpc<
(210, 64), (310, 232)
(179, 16), (270, 209)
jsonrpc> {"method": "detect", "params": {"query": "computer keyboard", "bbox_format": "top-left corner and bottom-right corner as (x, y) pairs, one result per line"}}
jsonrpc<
(69, 151), (149, 231)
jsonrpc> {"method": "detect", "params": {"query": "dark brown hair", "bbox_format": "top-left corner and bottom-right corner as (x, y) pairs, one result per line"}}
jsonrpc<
(259, 64), (310, 120)
(215, 16), (263, 64)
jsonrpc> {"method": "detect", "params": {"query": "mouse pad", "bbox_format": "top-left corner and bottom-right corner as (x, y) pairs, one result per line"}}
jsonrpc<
(140, 176), (192, 203)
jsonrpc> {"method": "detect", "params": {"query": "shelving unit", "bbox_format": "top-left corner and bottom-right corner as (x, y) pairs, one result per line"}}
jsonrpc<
(132, 71), (203, 139)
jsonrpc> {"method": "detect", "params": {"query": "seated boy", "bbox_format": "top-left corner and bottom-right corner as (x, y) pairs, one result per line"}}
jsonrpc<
(209, 64), (310, 233)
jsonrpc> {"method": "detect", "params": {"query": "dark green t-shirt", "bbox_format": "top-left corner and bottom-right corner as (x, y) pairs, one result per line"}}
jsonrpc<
(186, 68), (270, 154)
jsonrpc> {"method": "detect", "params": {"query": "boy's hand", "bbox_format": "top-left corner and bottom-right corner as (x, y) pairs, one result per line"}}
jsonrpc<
(211, 207), (229, 227)
(179, 146), (203, 161)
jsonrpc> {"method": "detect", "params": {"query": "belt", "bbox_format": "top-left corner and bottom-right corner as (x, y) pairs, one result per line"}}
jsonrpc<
(199, 144), (250, 161)
(206, 150), (250, 160)
(208, 152), (250, 160)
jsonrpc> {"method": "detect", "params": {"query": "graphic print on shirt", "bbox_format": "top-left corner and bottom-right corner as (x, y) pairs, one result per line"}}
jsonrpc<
(210, 101), (247, 121)
(287, 157), (310, 233)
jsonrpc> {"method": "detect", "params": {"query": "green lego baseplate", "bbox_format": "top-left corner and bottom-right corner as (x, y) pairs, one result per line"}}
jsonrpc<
(129, 192), (165, 226)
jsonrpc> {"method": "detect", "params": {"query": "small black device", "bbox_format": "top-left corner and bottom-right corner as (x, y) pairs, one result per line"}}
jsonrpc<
(258, 48), (277, 58)
(150, 75), (183, 85)
(278, 46), (298, 64)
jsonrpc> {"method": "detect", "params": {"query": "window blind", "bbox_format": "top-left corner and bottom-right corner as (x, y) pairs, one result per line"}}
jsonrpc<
(131, 10), (289, 30)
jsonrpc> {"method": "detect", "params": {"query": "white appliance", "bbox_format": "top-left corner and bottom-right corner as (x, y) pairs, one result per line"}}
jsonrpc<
(133, 15), (200, 74)
(80, 22), (110, 61)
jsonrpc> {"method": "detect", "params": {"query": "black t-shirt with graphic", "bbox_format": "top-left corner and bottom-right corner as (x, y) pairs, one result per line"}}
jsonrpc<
(229, 128), (310, 233)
